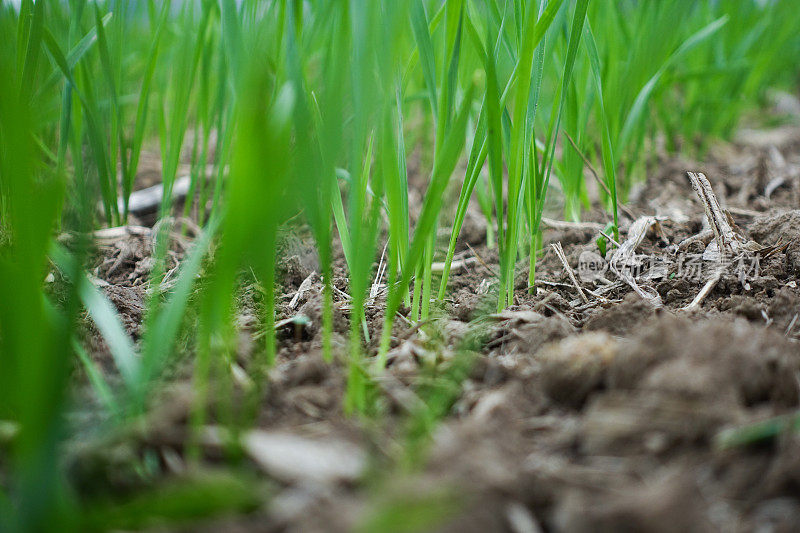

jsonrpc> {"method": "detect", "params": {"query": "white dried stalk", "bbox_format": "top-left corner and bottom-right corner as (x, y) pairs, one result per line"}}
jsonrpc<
(550, 242), (589, 304)
(680, 268), (722, 312)
(431, 256), (478, 273)
(289, 272), (316, 309)
(609, 216), (662, 307)
(541, 217), (604, 231)
(367, 242), (389, 306)
(686, 172), (744, 257)
(677, 228), (713, 251)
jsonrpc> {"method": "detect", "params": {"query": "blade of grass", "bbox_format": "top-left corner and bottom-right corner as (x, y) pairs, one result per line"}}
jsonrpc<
(377, 80), (476, 367)
(583, 21), (619, 240)
(618, 16), (728, 155)
(500, 0), (565, 309)
(43, 27), (119, 224)
(125, 1), (170, 220)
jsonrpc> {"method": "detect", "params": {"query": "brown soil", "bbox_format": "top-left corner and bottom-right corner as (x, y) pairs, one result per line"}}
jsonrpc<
(65, 122), (800, 532)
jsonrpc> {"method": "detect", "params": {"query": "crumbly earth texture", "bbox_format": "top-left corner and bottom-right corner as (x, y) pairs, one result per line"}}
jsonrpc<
(63, 123), (800, 532)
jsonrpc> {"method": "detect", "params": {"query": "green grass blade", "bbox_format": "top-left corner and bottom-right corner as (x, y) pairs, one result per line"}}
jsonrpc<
(618, 15), (728, 152)
(42, 28), (118, 224)
(36, 13), (112, 101)
(584, 21), (619, 240)
(378, 81), (475, 366)
(73, 340), (119, 415)
(410, 0), (438, 118)
(93, 4), (129, 222)
(125, 2), (170, 219)
(500, 0), (565, 309)
(535, 0), (589, 225)
(49, 243), (139, 387)
(18, 0), (44, 98)
(136, 219), (219, 406)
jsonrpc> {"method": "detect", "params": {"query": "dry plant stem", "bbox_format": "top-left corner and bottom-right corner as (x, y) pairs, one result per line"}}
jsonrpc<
(686, 172), (743, 254)
(465, 242), (499, 278)
(431, 256), (478, 273)
(289, 272), (316, 309)
(541, 217), (604, 231)
(93, 225), (152, 241)
(785, 314), (799, 336)
(677, 228), (714, 251)
(726, 206), (763, 217)
(564, 131), (611, 194)
(563, 132), (636, 220)
(550, 242), (589, 304)
(58, 225), (151, 245)
(681, 172), (747, 311)
(598, 230), (621, 248)
(368, 243), (389, 307)
(680, 269), (722, 311)
(609, 216), (663, 306)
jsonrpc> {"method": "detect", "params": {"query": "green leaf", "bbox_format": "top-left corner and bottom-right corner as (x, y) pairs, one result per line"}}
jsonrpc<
(584, 21), (619, 240)
(410, 0), (438, 118)
(618, 16), (728, 151)
(49, 244), (138, 388)
(36, 13), (113, 100)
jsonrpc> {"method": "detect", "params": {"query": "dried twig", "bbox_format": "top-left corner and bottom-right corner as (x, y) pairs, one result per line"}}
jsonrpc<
(564, 131), (637, 220)
(677, 228), (714, 251)
(687, 172), (745, 257)
(726, 206), (763, 218)
(609, 216), (663, 307)
(550, 242), (589, 304)
(541, 217), (604, 231)
(681, 171), (777, 307)
(536, 279), (576, 290)
(431, 256), (478, 273)
(368, 243), (389, 305)
(785, 314), (799, 337)
(289, 272), (316, 309)
(58, 225), (152, 245)
(465, 242), (499, 277)
(679, 269), (722, 312)
(598, 230), (621, 249)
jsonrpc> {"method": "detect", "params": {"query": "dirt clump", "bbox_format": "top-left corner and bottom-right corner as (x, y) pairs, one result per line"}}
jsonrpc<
(538, 332), (617, 408)
(486, 311), (576, 359)
(609, 315), (799, 408)
(102, 285), (146, 339)
(749, 209), (800, 246)
(64, 127), (800, 533)
(552, 470), (715, 533)
(583, 293), (657, 336)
